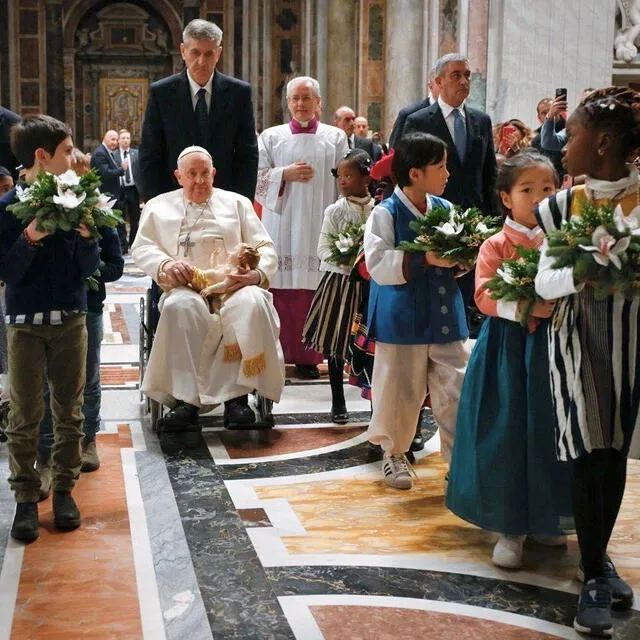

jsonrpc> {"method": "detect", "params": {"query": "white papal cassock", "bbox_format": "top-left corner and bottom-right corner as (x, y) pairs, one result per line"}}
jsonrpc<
(255, 122), (348, 290)
(132, 187), (285, 409)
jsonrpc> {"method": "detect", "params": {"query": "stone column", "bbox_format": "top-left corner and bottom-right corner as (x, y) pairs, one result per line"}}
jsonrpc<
(326, 0), (357, 121)
(315, 0), (328, 101)
(384, 0), (424, 136)
(46, 0), (65, 120)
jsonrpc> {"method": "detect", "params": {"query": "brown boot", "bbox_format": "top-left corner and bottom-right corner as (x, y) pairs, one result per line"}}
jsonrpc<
(81, 440), (100, 472)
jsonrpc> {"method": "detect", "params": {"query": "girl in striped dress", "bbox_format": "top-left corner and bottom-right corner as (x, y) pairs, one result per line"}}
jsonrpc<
(535, 87), (640, 638)
(303, 150), (374, 423)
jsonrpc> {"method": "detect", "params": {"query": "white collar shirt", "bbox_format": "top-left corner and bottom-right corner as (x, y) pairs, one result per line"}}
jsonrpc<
(187, 70), (214, 111)
(438, 96), (467, 142)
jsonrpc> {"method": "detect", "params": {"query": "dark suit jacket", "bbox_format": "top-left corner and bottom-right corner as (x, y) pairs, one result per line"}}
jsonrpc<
(404, 102), (497, 214)
(0, 107), (21, 179)
(139, 69), (258, 201)
(354, 135), (382, 162)
(389, 97), (431, 149)
(113, 147), (141, 191)
(91, 143), (125, 199)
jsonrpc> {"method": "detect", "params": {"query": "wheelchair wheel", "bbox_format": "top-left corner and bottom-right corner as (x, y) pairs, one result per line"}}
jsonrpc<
(139, 295), (146, 401)
(257, 394), (275, 428)
(150, 399), (161, 433)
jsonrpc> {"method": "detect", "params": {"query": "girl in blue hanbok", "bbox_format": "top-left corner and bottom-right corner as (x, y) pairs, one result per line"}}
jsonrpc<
(446, 150), (573, 569)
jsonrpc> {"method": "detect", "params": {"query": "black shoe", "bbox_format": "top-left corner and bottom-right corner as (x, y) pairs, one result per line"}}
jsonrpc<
(224, 395), (256, 428)
(573, 578), (613, 637)
(52, 491), (81, 531)
(331, 405), (349, 424)
(410, 423), (425, 452)
(294, 364), (321, 380)
(578, 558), (635, 611)
(11, 502), (39, 543)
(157, 402), (199, 432)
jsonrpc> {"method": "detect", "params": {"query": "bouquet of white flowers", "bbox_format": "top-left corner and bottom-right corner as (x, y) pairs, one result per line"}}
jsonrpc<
(483, 246), (543, 326)
(324, 215), (368, 268)
(546, 199), (640, 300)
(7, 169), (122, 238)
(399, 204), (499, 268)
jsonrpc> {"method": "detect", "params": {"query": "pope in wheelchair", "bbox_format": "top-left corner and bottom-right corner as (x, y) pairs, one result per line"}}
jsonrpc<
(132, 146), (285, 430)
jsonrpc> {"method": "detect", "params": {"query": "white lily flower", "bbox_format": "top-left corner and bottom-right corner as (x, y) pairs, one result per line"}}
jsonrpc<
(55, 170), (81, 187)
(496, 265), (516, 285)
(53, 188), (86, 210)
(15, 184), (34, 202)
(578, 225), (630, 269)
(435, 220), (464, 236)
(476, 222), (489, 234)
(335, 234), (354, 253)
(95, 192), (117, 211)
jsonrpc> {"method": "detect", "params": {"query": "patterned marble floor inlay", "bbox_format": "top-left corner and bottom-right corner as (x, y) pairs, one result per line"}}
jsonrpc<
(310, 605), (562, 639)
(1, 266), (638, 638)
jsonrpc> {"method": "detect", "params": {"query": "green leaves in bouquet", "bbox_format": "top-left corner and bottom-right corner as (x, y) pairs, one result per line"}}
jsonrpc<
(324, 214), (368, 268)
(546, 198), (640, 300)
(6, 168), (123, 239)
(484, 246), (542, 326)
(398, 204), (500, 268)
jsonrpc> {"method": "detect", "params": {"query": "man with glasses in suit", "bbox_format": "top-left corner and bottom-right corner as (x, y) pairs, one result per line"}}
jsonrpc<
(114, 129), (141, 248)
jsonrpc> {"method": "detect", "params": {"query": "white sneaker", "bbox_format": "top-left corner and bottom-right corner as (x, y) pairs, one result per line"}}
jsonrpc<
(382, 454), (413, 490)
(492, 534), (525, 569)
(530, 534), (567, 547)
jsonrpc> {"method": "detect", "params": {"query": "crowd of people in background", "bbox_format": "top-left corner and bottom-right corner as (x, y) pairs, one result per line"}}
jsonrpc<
(0, 16), (639, 639)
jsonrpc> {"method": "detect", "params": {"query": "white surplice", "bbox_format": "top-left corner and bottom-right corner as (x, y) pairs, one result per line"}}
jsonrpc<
(131, 187), (285, 409)
(256, 122), (348, 290)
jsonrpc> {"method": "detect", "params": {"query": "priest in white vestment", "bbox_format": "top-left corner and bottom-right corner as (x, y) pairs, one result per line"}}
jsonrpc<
(256, 76), (348, 379)
(132, 146), (285, 429)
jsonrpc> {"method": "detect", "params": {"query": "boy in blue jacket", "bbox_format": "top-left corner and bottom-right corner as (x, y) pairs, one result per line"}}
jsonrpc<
(0, 115), (100, 542)
(364, 133), (469, 489)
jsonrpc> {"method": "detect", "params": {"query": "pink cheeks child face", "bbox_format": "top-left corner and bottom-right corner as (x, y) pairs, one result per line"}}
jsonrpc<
(500, 165), (557, 229)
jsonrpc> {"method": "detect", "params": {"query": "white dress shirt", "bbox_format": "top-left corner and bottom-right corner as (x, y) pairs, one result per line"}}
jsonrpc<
(438, 96), (467, 142)
(187, 70), (214, 111)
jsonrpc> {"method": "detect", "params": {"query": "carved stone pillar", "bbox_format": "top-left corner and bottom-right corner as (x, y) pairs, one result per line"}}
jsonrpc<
(326, 0), (358, 121)
(46, 0), (65, 120)
(384, 0), (424, 135)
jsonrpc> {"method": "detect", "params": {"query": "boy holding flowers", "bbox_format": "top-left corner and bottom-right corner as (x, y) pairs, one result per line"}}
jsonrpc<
(0, 115), (100, 542)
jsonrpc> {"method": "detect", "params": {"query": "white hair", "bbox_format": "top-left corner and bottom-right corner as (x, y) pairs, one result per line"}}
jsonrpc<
(286, 76), (321, 99)
(434, 53), (469, 77)
(183, 19), (223, 46)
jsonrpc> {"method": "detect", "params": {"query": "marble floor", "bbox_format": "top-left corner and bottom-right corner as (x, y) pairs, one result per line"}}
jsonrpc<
(0, 257), (639, 639)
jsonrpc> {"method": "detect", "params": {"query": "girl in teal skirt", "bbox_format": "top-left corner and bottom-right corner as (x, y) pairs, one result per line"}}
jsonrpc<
(446, 150), (573, 569)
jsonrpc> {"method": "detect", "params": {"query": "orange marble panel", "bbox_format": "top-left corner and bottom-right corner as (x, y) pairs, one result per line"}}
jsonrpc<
(10, 432), (142, 639)
(100, 366), (140, 385)
(255, 456), (640, 596)
(109, 303), (131, 345)
(220, 426), (366, 458)
(311, 606), (561, 639)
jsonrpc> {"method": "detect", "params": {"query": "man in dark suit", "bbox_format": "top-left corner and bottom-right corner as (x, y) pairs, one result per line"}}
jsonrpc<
(404, 53), (498, 337)
(113, 129), (142, 248)
(333, 106), (380, 161)
(139, 19), (258, 202)
(0, 107), (21, 179)
(91, 129), (128, 252)
(388, 67), (439, 149)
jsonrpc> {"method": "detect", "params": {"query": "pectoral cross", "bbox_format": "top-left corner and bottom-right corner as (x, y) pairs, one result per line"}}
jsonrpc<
(179, 235), (195, 257)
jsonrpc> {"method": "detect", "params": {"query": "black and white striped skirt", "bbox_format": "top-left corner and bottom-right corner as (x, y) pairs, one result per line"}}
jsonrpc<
(302, 271), (362, 359)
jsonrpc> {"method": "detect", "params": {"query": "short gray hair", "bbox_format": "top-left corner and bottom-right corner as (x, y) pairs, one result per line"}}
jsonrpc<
(286, 76), (321, 98)
(183, 19), (223, 46)
(434, 53), (469, 77)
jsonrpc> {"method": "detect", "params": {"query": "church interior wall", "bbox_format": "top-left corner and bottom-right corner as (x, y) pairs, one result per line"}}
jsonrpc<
(0, 0), (629, 151)
(487, 0), (616, 131)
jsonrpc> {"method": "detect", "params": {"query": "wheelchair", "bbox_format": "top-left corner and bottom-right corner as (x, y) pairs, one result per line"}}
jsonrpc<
(139, 281), (275, 432)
